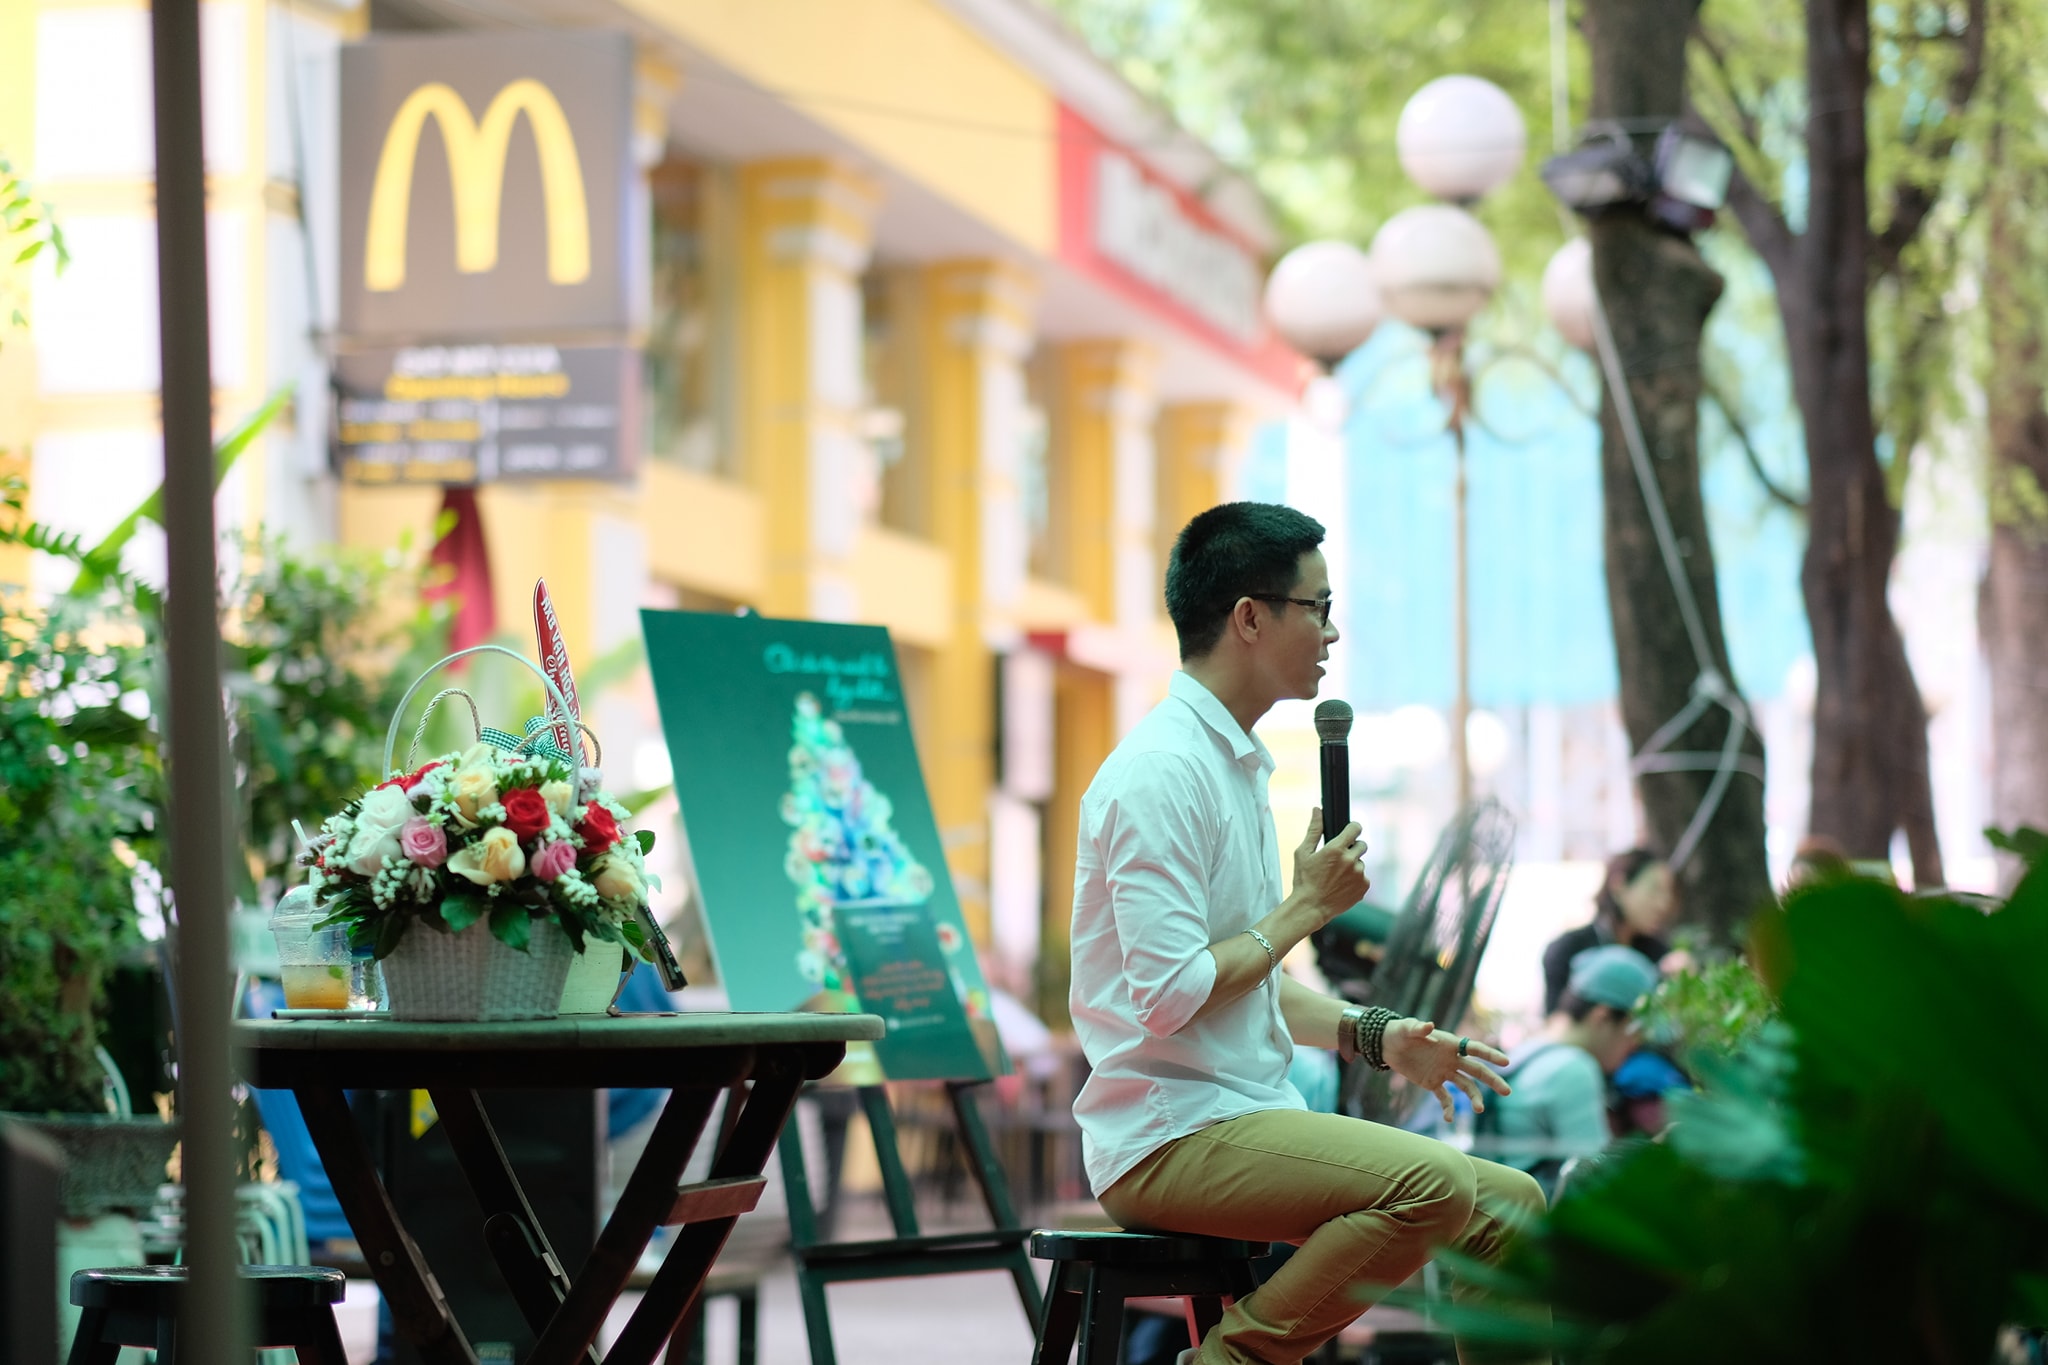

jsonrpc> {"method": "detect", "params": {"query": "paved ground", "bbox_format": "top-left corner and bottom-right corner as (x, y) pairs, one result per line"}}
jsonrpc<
(333, 1194), (1049, 1365)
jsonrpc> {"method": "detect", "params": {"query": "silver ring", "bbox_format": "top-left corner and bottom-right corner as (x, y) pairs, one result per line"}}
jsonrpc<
(1457, 1036), (1470, 1058)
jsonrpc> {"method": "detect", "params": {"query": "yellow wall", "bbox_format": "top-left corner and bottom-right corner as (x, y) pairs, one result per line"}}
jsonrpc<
(620, 0), (1055, 256)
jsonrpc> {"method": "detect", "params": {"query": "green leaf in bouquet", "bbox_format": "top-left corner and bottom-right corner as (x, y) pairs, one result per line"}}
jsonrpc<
(489, 900), (531, 952)
(635, 829), (655, 856)
(373, 913), (408, 961)
(556, 907), (589, 954)
(439, 895), (484, 936)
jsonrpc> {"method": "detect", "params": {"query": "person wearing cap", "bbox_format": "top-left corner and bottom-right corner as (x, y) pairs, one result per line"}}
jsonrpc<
(1486, 945), (1662, 1200)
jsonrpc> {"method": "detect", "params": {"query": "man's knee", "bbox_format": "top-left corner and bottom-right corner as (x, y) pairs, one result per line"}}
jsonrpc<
(1488, 1164), (1546, 1222)
(1391, 1144), (1479, 1237)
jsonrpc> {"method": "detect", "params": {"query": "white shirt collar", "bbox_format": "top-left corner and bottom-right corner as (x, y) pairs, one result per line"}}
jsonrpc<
(1168, 671), (1273, 773)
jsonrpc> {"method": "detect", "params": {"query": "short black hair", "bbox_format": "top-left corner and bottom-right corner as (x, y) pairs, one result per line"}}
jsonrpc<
(1557, 990), (1626, 1024)
(1165, 502), (1326, 660)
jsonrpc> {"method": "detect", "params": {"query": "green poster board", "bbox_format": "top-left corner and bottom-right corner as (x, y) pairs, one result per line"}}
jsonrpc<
(642, 609), (1002, 1082)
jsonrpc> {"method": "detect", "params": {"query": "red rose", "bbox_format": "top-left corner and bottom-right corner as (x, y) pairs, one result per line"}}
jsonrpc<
(500, 787), (552, 841)
(402, 760), (445, 792)
(575, 801), (620, 854)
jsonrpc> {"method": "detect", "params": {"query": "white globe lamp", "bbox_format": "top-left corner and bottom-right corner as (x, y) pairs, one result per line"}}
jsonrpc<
(1263, 239), (1382, 368)
(1369, 205), (1502, 334)
(1396, 75), (1527, 203)
(1541, 238), (1598, 351)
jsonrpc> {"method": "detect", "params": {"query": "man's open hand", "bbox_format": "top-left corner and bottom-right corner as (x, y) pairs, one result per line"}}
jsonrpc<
(1381, 1018), (1512, 1123)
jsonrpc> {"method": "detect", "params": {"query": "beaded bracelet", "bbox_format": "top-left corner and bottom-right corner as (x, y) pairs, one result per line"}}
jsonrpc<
(1355, 1006), (1397, 1071)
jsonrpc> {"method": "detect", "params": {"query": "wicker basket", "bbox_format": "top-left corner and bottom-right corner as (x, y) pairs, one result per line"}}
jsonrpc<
(381, 916), (577, 1021)
(373, 643), (596, 1022)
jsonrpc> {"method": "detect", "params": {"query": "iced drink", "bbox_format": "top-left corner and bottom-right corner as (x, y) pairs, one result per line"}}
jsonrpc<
(281, 962), (352, 1010)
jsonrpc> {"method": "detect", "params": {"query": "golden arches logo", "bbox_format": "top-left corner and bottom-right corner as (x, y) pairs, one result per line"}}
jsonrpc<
(363, 78), (590, 292)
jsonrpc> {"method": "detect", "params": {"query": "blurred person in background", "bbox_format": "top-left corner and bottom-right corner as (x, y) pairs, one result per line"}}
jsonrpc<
(1487, 945), (1661, 1200)
(1541, 849), (1682, 1015)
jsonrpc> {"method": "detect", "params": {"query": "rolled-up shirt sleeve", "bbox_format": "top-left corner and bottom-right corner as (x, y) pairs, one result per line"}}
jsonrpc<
(1096, 753), (1219, 1037)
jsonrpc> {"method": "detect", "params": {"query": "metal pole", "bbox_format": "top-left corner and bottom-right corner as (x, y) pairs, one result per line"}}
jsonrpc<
(1432, 330), (1475, 812)
(151, 0), (249, 1357)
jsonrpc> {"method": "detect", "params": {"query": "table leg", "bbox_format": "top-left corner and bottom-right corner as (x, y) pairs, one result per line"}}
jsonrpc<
(523, 1083), (723, 1365)
(430, 1087), (600, 1360)
(602, 1063), (805, 1365)
(294, 1086), (478, 1365)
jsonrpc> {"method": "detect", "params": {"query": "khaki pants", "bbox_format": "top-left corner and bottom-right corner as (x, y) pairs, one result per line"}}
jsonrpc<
(1098, 1109), (1547, 1365)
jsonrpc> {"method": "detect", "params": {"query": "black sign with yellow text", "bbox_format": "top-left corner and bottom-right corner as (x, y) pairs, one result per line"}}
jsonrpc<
(339, 31), (634, 339)
(333, 343), (638, 483)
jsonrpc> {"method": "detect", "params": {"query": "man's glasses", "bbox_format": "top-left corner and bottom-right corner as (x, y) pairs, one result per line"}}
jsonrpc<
(1247, 595), (1334, 626)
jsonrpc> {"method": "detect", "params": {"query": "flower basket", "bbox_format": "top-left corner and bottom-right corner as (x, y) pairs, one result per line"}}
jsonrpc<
(303, 644), (658, 1023)
(381, 915), (578, 1021)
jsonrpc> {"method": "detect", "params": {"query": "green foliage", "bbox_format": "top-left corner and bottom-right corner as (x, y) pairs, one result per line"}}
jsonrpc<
(0, 590), (159, 1113)
(0, 153), (68, 340)
(1424, 844), (2048, 1361)
(1635, 954), (1778, 1064)
(222, 534), (448, 899)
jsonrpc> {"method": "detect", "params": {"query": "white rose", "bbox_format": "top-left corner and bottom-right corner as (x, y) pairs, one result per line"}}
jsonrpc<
(346, 825), (402, 877)
(539, 780), (573, 818)
(356, 785), (414, 834)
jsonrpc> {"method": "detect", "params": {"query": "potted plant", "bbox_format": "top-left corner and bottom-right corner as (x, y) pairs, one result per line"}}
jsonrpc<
(307, 733), (659, 1021)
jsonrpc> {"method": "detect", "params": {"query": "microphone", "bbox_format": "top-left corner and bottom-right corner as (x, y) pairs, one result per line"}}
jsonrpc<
(1314, 699), (1353, 844)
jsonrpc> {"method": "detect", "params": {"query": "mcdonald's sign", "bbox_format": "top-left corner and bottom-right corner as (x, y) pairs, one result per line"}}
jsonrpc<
(340, 32), (634, 340)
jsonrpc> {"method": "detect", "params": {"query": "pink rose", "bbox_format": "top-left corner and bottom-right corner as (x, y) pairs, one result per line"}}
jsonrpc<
(530, 840), (578, 883)
(400, 817), (447, 867)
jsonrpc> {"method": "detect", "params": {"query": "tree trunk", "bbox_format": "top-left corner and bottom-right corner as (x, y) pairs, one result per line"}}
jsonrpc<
(1583, 0), (1775, 945)
(1982, 130), (2048, 879)
(1783, 0), (1944, 884)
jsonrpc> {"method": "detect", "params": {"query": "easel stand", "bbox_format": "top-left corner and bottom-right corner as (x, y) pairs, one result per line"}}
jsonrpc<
(779, 1081), (1045, 1365)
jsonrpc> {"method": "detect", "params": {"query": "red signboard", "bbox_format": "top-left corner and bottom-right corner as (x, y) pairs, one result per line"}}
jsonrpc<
(1056, 104), (1302, 392)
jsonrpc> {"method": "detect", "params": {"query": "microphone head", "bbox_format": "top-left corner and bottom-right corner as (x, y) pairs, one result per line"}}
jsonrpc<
(1313, 698), (1354, 743)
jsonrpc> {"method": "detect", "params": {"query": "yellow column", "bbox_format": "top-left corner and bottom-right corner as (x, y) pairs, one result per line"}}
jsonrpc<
(1039, 660), (1114, 1027)
(1154, 401), (1250, 562)
(908, 258), (1035, 947)
(1046, 341), (1157, 623)
(735, 157), (878, 619)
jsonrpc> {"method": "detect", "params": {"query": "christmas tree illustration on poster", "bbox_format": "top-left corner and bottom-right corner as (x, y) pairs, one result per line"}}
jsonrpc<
(644, 609), (1000, 1082)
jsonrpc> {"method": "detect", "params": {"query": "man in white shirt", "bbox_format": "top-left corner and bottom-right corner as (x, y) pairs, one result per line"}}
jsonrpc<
(1071, 502), (1545, 1365)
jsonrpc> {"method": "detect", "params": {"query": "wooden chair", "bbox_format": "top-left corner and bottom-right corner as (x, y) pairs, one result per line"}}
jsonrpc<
(65, 1265), (348, 1365)
(1028, 1229), (1264, 1365)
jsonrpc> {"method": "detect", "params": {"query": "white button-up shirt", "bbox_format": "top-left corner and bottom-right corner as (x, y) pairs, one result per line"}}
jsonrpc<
(1069, 671), (1304, 1195)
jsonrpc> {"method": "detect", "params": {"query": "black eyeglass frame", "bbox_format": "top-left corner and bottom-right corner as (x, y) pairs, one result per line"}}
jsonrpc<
(1244, 594), (1334, 626)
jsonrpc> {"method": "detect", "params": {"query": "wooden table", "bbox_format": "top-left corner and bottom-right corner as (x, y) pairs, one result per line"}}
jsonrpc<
(234, 1013), (884, 1365)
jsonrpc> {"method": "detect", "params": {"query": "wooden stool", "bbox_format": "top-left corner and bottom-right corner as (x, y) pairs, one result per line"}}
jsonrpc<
(1028, 1229), (1263, 1365)
(66, 1265), (348, 1365)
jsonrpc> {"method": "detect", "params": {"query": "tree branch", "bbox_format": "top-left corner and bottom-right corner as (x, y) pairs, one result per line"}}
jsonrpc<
(1702, 380), (1808, 513)
(1871, 0), (1987, 278)
(1721, 154), (1797, 283)
(1691, 24), (1766, 158)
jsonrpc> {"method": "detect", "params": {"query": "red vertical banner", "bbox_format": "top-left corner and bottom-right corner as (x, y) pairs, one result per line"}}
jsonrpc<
(533, 579), (583, 759)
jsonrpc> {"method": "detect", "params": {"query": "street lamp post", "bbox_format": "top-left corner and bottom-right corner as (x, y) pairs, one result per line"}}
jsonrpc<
(1370, 202), (1503, 811)
(1261, 75), (1525, 813)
